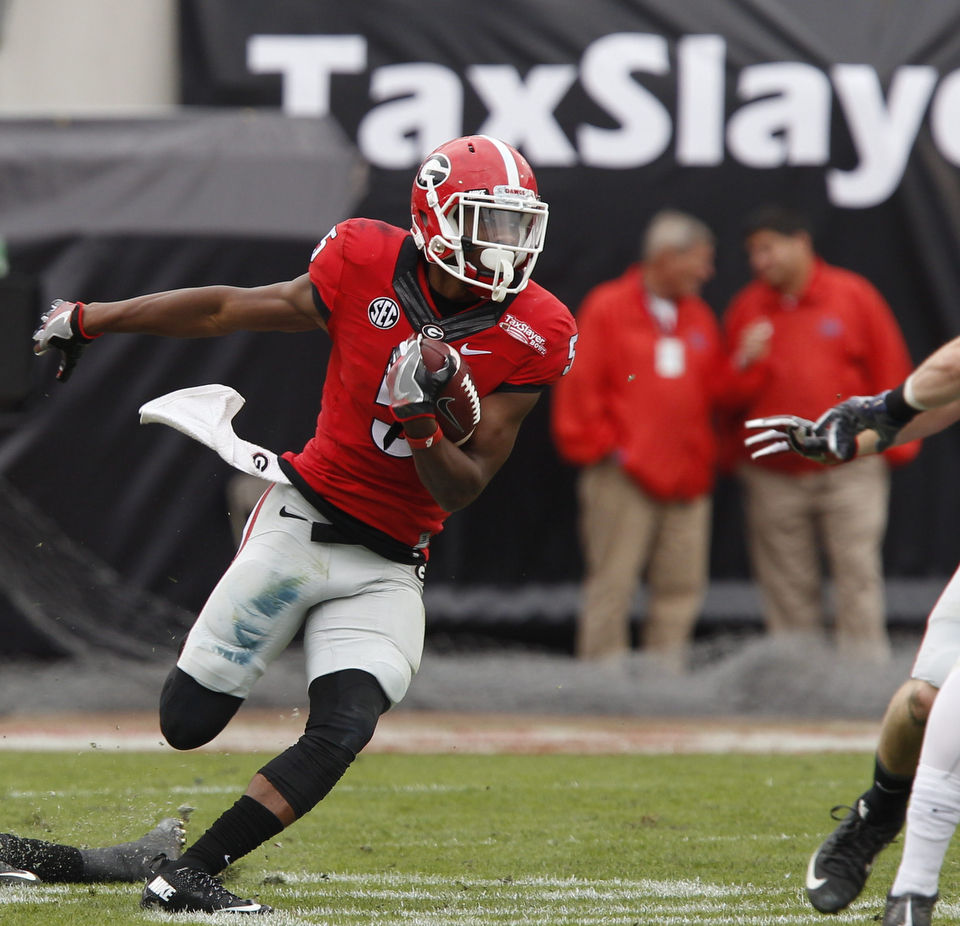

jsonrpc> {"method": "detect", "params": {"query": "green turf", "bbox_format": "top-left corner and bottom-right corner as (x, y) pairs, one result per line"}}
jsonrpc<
(1, 749), (958, 924)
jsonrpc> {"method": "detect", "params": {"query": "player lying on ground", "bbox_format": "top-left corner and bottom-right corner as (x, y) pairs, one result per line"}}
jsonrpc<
(746, 333), (960, 926)
(0, 817), (184, 884)
(31, 135), (577, 915)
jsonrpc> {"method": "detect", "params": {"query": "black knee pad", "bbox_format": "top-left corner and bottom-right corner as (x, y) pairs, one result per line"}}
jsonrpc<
(159, 667), (244, 750)
(259, 669), (389, 818)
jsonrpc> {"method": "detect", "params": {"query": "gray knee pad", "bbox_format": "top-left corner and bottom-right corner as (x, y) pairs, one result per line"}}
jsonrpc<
(259, 669), (388, 818)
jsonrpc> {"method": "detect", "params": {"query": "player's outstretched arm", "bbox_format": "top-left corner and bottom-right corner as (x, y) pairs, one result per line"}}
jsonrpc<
(33, 275), (323, 381)
(745, 332), (960, 462)
(78, 274), (322, 337)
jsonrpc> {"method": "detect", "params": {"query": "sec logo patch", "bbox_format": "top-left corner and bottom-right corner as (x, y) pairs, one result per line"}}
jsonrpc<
(368, 297), (400, 329)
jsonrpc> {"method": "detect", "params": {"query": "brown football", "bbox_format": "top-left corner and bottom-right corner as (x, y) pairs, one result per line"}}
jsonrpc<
(419, 338), (481, 446)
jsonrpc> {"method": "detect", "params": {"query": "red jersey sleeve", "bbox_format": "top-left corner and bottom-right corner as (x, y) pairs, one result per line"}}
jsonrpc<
(498, 284), (578, 390)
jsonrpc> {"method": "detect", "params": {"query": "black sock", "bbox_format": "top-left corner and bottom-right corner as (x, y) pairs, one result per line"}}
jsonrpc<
(862, 756), (913, 826)
(0, 834), (84, 882)
(171, 797), (283, 875)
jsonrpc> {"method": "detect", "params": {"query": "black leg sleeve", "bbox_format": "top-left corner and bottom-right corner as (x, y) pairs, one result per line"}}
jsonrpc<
(258, 669), (389, 818)
(158, 667), (244, 750)
(0, 833), (83, 882)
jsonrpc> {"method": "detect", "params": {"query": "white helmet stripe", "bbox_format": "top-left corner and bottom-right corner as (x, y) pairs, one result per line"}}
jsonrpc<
(479, 135), (521, 186)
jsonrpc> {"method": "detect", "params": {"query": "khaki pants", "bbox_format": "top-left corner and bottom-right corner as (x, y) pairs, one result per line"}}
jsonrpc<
(576, 460), (711, 669)
(739, 456), (892, 663)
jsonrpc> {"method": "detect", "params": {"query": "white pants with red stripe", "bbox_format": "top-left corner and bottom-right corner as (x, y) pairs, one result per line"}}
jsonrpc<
(176, 482), (425, 704)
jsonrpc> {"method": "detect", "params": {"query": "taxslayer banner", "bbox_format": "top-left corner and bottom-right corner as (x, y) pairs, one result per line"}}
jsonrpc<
(177, 0), (960, 586)
(179, 0), (960, 331)
(3, 0), (960, 634)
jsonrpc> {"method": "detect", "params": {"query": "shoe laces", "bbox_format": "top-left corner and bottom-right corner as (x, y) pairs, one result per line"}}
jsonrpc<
(176, 866), (246, 905)
(822, 803), (897, 877)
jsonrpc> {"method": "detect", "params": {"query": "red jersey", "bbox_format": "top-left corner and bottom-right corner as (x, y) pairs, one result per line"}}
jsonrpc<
(723, 258), (920, 473)
(552, 265), (740, 500)
(281, 218), (577, 557)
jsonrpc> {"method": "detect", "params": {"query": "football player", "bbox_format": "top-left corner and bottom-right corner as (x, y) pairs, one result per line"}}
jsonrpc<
(0, 817), (184, 885)
(32, 135), (578, 914)
(746, 333), (960, 926)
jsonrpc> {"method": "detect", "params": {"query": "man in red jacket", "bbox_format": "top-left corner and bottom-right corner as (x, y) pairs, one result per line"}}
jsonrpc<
(552, 210), (769, 670)
(724, 205), (919, 662)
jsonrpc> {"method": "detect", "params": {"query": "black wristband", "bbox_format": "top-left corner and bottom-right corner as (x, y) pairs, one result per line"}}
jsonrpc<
(884, 383), (921, 424)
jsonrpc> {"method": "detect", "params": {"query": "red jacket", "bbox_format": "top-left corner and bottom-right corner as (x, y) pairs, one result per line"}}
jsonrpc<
(723, 259), (921, 474)
(552, 265), (742, 500)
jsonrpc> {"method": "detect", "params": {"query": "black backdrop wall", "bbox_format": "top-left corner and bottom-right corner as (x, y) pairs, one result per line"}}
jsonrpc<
(3, 0), (960, 633)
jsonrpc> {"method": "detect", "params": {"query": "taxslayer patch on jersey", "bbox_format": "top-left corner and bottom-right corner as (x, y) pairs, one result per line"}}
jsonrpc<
(368, 297), (401, 329)
(499, 313), (547, 355)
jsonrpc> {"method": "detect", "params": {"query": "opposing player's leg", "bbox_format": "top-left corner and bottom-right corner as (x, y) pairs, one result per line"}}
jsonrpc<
(882, 661), (960, 924)
(0, 862), (39, 885)
(806, 566), (960, 913)
(0, 817), (184, 883)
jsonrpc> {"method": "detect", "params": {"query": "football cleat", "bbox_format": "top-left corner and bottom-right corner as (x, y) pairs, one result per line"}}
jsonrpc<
(806, 799), (902, 913)
(141, 863), (272, 914)
(0, 860), (39, 884)
(882, 891), (938, 926)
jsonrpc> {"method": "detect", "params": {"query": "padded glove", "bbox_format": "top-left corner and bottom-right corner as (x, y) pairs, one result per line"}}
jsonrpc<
(32, 299), (98, 382)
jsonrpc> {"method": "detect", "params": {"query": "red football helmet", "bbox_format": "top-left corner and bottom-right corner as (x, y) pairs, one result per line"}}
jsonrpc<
(410, 135), (549, 302)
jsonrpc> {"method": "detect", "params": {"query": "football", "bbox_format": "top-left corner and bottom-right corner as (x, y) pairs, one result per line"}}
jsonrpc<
(420, 338), (481, 446)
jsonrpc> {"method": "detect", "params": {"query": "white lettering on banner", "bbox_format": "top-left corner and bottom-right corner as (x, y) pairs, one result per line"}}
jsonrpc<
(247, 35), (366, 116)
(471, 64), (579, 165)
(677, 34), (726, 166)
(358, 63), (463, 168)
(245, 32), (960, 208)
(578, 33), (672, 168)
(727, 62), (832, 168)
(829, 64), (938, 207)
(931, 69), (960, 163)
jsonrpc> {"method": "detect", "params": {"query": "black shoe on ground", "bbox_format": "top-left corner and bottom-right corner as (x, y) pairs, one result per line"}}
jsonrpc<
(141, 863), (272, 914)
(882, 891), (938, 926)
(805, 798), (902, 913)
(0, 860), (39, 885)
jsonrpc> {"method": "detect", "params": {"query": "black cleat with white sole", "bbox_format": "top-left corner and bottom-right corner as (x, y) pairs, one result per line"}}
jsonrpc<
(141, 863), (272, 914)
(882, 891), (938, 926)
(0, 861), (39, 885)
(806, 798), (902, 913)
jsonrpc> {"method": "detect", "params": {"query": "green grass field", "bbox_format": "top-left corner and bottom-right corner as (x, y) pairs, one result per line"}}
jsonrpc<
(1, 749), (958, 925)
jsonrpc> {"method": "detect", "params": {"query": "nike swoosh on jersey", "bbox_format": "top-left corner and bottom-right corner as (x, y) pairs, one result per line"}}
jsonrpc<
(805, 849), (828, 891)
(460, 343), (492, 356)
(278, 506), (308, 521)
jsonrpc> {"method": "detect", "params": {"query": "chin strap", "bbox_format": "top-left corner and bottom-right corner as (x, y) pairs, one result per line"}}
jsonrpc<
(481, 247), (515, 302)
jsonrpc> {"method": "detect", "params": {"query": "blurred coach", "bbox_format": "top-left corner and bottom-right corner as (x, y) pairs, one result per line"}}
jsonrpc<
(723, 205), (920, 662)
(552, 210), (769, 671)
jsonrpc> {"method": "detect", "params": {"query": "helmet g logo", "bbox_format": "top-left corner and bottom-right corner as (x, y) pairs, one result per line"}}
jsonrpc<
(416, 153), (451, 189)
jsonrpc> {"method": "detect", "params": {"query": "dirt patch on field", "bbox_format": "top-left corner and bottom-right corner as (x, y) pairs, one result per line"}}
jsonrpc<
(0, 709), (881, 754)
